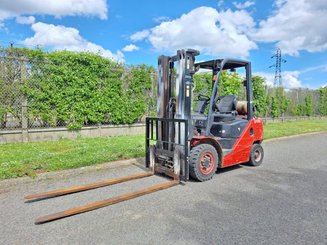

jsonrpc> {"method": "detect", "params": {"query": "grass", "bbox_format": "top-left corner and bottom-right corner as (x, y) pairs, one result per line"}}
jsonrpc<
(263, 119), (327, 139)
(0, 135), (144, 180)
(0, 119), (326, 180)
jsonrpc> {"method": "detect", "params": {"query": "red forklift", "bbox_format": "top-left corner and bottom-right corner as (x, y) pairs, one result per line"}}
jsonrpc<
(26, 49), (264, 223)
(146, 48), (264, 182)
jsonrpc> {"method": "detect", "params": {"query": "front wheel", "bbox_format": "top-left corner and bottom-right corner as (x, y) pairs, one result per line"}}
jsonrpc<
(189, 144), (218, 182)
(247, 143), (264, 166)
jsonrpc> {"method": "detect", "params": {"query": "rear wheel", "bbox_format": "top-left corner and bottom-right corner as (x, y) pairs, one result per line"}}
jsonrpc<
(189, 144), (218, 182)
(248, 143), (264, 166)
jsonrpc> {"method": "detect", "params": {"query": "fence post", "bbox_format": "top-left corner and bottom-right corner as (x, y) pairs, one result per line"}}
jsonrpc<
(20, 60), (28, 142)
(97, 123), (102, 137)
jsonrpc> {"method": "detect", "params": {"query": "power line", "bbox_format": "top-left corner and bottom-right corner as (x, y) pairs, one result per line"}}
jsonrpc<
(269, 48), (286, 86)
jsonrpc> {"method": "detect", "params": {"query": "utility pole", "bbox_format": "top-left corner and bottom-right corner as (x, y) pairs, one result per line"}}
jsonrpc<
(269, 48), (286, 86)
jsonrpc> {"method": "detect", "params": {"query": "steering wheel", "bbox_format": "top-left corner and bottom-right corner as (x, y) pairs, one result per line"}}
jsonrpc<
(198, 94), (210, 101)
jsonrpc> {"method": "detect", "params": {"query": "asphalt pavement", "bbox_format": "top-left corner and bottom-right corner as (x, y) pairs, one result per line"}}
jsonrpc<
(1, 133), (327, 245)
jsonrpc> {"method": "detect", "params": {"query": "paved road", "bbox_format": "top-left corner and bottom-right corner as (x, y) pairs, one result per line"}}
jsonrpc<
(1, 133), (327, 245)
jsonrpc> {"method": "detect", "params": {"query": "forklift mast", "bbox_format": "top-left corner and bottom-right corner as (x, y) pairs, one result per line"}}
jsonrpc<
(145, 49), (199, 181)
(157, 49), (200, 141)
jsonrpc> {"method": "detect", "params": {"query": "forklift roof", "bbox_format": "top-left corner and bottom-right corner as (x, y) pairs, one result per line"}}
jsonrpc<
(196, 59), (249, 71)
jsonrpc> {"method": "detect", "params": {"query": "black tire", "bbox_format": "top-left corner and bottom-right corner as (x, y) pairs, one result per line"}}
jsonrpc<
(189, 144), (218, 182)
(248, 143), (264, 166)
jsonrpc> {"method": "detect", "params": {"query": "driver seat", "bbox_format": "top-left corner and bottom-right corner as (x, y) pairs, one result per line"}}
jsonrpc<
(214, 95), (238, 122)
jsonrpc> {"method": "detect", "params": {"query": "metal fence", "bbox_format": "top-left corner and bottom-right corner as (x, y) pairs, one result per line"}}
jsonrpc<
(0, 55), (29, 130)
(1, 53), (325, 132)
(263, 115), (327, 123)
(0, 55), (157, 131)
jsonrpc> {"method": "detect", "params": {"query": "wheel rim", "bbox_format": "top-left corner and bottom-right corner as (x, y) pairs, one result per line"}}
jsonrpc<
(254, 149), (262, 162)
(199, 152), (215, 175)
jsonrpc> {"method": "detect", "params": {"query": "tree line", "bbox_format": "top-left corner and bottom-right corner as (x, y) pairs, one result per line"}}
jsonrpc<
(193, 72), (327, 118)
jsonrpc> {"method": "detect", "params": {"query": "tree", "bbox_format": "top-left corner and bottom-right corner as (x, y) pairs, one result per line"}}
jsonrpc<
(193, 72), (212, 98)
(270, 96), (280, 118)
(265, 95), (272, 118)
(304, 95), (314, 116)
(319, 87), (327, 116)
(218, 70), (242, 96)
(252, 76), (267, 116)
(295, 104), (306, 116)
(275, 87), (289, 117)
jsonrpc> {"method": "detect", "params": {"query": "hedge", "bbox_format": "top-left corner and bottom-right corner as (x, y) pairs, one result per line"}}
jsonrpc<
(0, 48), (156, 129)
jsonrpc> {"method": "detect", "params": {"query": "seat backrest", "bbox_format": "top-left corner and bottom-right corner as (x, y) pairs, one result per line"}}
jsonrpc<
(195, 100), (207, 114)
(217, 95), (237, 113)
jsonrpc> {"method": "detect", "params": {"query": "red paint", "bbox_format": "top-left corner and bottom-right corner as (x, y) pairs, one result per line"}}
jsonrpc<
(191, 136), (222, 149)
(199, 152), (215, 174)
(223, 117), (263, 167)
(191, 117), (263, 168)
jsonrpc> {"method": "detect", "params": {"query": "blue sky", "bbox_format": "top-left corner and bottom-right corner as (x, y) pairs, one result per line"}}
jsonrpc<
(0, 0), (326, 89)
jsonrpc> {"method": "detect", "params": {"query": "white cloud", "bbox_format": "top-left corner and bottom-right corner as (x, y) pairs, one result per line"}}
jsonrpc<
(21, 22), (124, 62)
(254, 72), (275, 87)
(15, 16), (35, 25)
(282, 71), (302, 88)
(217, 0), (225, 8)
(153, 16), (170, 23)
(122, 44), (139, 52)
(130, 30), (150, 42)
(254, 71), (302, 88)
(301, 64), (327, 73)
(130, 7), (257, 57)
(0, 0), (107, 23)
(233, 1), (255, 9)
(255, 62), (327, 89)
(252, 0), (327, 56)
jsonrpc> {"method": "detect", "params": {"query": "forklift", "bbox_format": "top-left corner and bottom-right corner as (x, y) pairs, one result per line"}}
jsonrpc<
(146, 49), (264, 182)
(25, 49), (264, 224)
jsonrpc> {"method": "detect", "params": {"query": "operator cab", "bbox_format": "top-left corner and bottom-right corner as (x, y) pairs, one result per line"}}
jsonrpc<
(193, 59), (253, 150)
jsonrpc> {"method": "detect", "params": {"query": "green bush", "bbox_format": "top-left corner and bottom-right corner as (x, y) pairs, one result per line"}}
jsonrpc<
(252, 76), (268, 116)
(9, 49), (156, 127)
